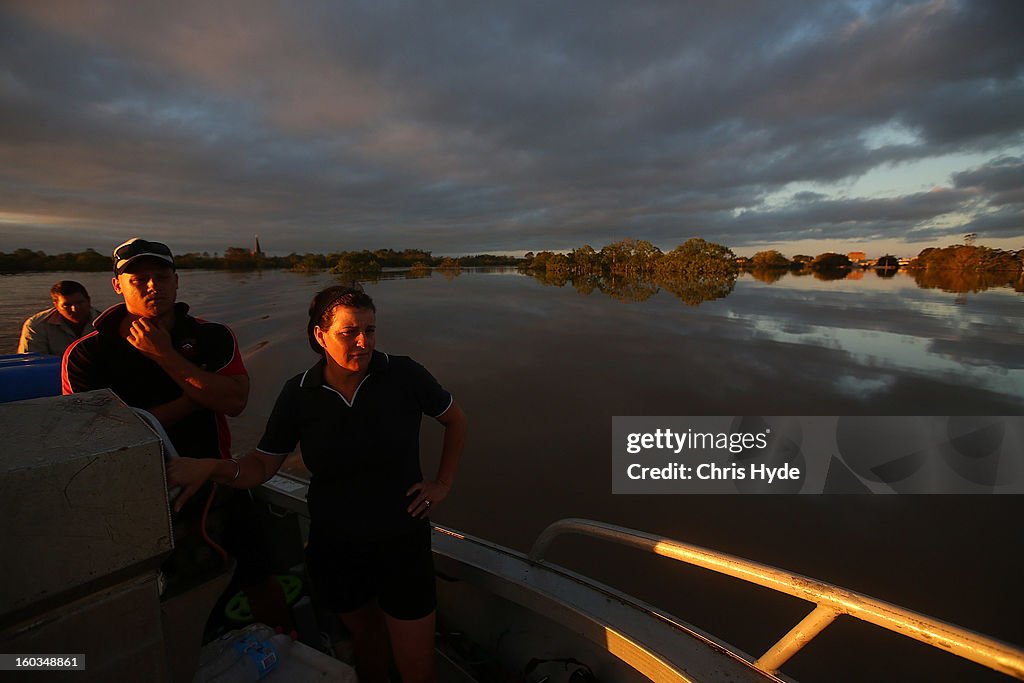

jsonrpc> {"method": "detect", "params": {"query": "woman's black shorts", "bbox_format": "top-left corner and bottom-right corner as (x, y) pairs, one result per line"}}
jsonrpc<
(305, 522), (436, 620)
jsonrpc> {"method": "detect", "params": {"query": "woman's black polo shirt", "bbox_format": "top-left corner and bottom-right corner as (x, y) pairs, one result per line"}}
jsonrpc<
(257, 351), (453, 539)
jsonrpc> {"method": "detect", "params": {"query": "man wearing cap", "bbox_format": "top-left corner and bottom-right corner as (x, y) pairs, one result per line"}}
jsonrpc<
(62, 237), (290, 628)
(17, 280), (101, 356)
(63, 238), (248, 448)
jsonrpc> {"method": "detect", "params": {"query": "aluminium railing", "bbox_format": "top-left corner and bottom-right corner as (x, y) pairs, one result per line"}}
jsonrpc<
(528, 518), (1024, 680)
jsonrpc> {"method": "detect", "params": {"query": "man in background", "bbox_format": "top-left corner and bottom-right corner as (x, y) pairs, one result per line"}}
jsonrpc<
(17, 280), (100, 355)
(62, 237), (291, 630)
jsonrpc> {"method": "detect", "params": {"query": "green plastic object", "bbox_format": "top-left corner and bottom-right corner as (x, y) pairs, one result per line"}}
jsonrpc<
(224, 574), (303, 623)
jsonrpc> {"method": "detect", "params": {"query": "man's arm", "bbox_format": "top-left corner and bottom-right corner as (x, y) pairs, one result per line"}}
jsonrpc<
(147, 395), (202, 426)
(127, 318), (249, 416)
(150, 354), (249, 417)
(18, 315), (48, 355)
(62, 337), (100, 394)
(64, 337), (205, 426)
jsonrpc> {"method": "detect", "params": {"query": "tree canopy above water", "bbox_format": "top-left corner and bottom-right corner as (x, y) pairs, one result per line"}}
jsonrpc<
(518, 239), (1024, 300)
(519, 238), (739, 305)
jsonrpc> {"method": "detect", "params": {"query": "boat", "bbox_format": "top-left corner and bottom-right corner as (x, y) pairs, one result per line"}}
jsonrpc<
(1, 387), (1023, 681)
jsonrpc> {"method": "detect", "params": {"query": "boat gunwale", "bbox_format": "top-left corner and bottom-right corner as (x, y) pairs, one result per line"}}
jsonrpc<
(254, 475), (1024, 681)
(529, 518), (1024, 681)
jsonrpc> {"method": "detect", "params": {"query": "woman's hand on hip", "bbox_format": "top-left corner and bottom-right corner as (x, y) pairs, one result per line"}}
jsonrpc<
(406, 479), (451, 518)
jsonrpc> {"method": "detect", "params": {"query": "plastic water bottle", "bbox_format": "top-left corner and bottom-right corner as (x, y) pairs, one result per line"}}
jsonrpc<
(207, 632), (294, 683)
(193, 625), (278, 682)
(195, 624), (276, 676)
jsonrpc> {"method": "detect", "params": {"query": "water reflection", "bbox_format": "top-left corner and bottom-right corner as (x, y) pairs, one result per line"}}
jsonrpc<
(810, 268), (849, 281)
(911, 268), (1024, 294)
(524, 270), (737, 305)
(741, 315), (1023, 400)
(329, 264), (475, 283)
(599, 276), (661, 303)
(748, 268), (787, 284)
(522, 263), (1024, 306)
(659, 274), (736, 305)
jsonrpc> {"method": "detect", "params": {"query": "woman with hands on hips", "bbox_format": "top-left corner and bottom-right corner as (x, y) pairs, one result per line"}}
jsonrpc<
(167, 285), (467, 683)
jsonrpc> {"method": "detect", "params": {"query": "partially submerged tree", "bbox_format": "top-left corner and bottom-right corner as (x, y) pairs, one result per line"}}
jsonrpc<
(875, 255), (900, 270)
(810, 252), (852, 271)
(750, 250), (791, 269)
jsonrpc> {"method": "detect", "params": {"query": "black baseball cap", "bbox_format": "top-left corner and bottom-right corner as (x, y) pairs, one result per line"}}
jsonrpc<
(113, 238), (175, 275)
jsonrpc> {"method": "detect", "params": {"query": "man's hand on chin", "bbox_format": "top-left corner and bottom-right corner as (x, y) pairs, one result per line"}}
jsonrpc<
(127, 317), (175, 360)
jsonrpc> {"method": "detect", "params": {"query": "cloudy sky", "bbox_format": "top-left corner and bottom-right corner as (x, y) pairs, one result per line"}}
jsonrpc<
(1, 1), (1022, 258)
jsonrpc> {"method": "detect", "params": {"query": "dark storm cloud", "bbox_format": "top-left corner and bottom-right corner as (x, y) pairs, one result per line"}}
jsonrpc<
(0, 0), (1022, 255)
(953, 157), (1024, 205)
(952, 208), (1024, 238)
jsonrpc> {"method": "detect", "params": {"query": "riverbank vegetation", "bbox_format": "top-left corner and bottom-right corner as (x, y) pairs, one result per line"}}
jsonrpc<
(904, 243), (1023, 293)
(3, 241), (1020, 296)
(516, 239), (1022, 301)
(517, 238), (740, 305)
(0, 247), (519, 274)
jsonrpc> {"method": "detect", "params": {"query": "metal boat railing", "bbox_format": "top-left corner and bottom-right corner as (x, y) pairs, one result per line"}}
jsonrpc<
(529, 518), (1024, 681)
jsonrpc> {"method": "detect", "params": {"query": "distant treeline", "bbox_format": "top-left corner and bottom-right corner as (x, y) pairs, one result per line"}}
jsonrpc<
(518, 238), (740, 305)
(516, 239), (1023, 302)
(0, 247), (519, 274)
(736, 244), (1022, 275)
(736, 248), (1022, 291)
(520, 238), (735, 279)
(905, 244), (1023, 293)
(295, 249), (515, 275)
(3, 241), (1019, 283)
(738, 249), (855, 271)
(516, 240), (914, 281)
(908, 244), (1021, 273)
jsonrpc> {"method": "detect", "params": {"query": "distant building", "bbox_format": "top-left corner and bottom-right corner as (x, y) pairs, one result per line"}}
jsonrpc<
(847, 251), (866, 263)
(252, 235), (265, 259)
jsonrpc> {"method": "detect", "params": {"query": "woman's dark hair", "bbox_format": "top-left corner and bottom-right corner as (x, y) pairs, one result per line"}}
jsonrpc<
(307, 285), (376, 355)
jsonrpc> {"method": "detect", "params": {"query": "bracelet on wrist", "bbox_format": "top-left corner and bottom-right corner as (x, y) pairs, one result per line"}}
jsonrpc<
(229, 459), (241, 482)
